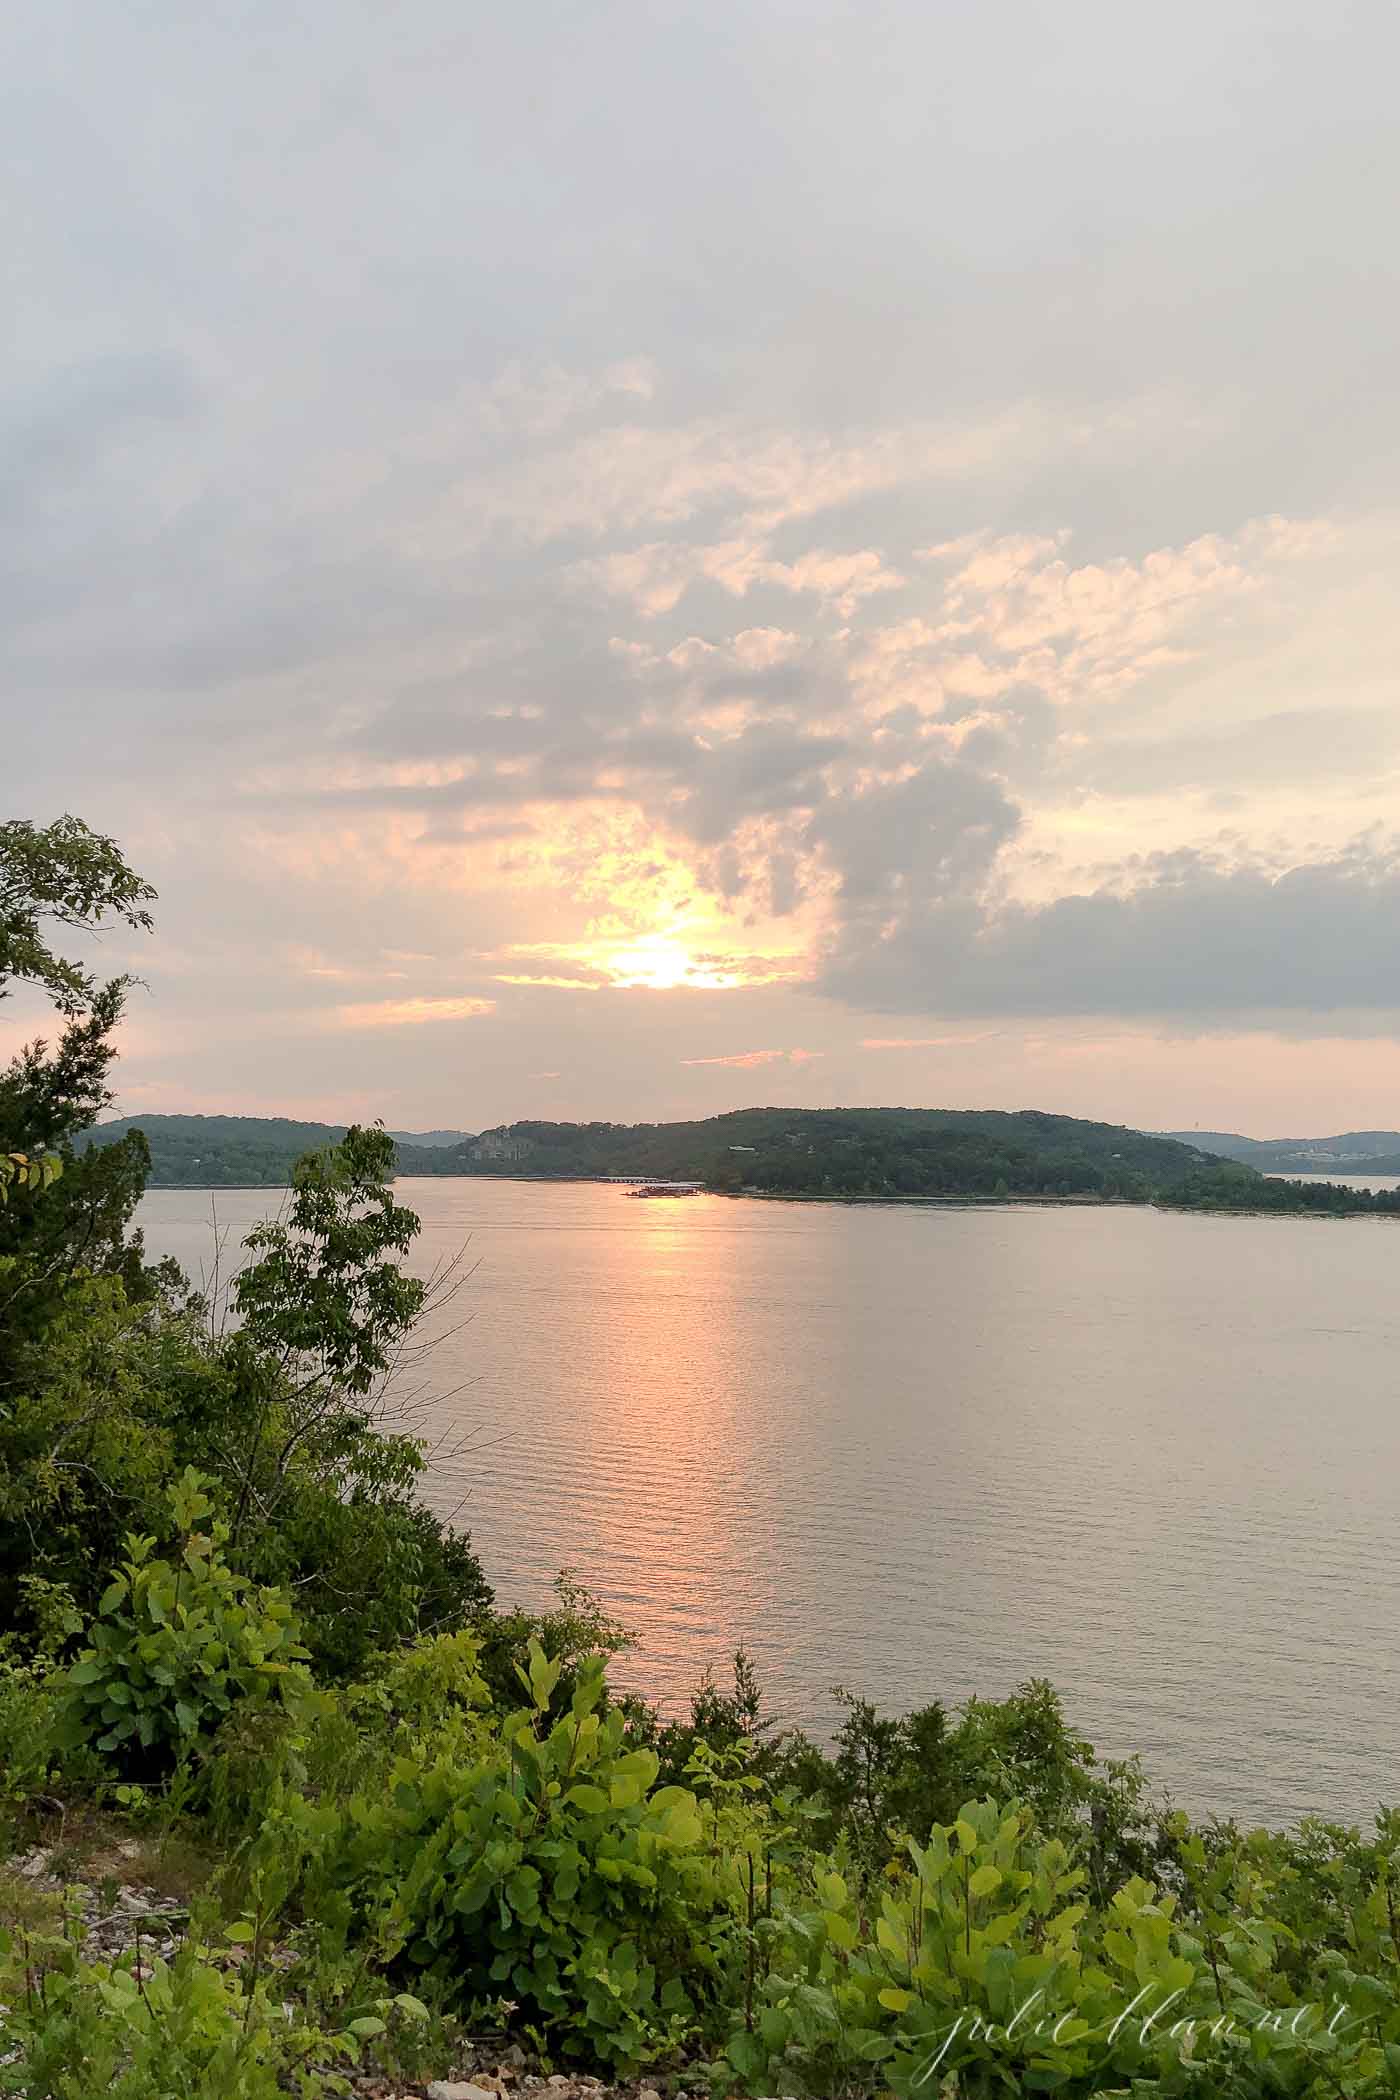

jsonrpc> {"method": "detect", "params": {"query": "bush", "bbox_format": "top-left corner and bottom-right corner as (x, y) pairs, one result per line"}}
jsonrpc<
(301, 1642), (747, 2069)
(0, 1653), (64, 1809)
(58, 1469), (310, 1777)
(718, 1795), (1400, 2098)
(0, 1918), (388, 2100)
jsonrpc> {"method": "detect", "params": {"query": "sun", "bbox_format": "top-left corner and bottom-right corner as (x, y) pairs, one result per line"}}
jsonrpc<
(605, 933), (736, 991)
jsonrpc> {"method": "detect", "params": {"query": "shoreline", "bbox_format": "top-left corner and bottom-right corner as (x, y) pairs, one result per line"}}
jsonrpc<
(140, 1173), (1400, 1219)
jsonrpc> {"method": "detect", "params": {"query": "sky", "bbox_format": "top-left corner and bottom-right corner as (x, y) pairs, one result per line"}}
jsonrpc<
(6, 0), (1400, 1137)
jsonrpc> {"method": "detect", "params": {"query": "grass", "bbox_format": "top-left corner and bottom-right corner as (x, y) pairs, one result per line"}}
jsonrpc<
(0, 1865), (63, 1932)
(1, 1801), (215, 1908)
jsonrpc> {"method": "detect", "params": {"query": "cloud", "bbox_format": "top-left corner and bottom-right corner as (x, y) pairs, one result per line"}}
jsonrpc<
(806, 755), (1022, 912)
(820, 837), (1400, 1019)
(682, 1047), (821, 1067)
(862, 1033), (1001, 1050)
(336, 996), (497, 1028)
(10, 0), (1400, 1124)
(578, 537), (905, 618)
(469, 407), (1042, 549)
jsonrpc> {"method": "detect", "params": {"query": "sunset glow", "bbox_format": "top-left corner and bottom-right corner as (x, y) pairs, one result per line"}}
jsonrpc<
(10, 2), (1400, 1134)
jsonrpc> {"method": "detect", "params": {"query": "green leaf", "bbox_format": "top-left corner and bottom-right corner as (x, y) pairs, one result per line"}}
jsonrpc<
(566, 1783), (609, 1814)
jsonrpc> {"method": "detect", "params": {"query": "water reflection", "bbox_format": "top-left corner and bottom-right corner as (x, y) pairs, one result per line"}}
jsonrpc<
(136, 1179), (1400, 1826)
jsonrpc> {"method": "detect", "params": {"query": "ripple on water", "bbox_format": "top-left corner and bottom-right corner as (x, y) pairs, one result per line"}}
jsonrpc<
(135, 1179), (1400, 1827)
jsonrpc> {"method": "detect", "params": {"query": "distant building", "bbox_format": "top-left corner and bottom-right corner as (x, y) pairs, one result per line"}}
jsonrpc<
(728, 1144), (757, 1152)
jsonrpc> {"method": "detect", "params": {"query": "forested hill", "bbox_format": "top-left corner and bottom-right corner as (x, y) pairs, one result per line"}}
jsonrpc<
(406, 1107), (1215, 1199)
(1164, 1128), (1400, 1175)
(81, 1107), (1400, 1210)
(403, 1110), (1400, 1209)
(78, 1114), (468, 1186)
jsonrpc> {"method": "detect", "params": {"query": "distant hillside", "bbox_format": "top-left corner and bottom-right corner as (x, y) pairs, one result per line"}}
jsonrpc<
(79, 1114), (471, 1187)
(1164, 1129), (1400, 1175)
(405, 1107), (1226, 1201)
(77, 1109), (1400, 1212)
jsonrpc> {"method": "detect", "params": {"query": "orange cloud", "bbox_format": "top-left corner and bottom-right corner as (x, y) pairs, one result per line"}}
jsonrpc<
(861, 1033), (1001, 1050)
(336, 995), (496, 1028)
(682, 1047), (823, 1068)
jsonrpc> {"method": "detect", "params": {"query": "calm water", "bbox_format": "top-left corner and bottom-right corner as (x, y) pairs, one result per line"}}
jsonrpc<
(137, 1179), (1400, 1829)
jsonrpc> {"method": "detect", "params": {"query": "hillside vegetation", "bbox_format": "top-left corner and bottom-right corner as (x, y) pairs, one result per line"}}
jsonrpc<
(1165, 1128), (1400, 1175)
(79, 1112), (467, 1185)
(83, 1107), (1400, 1212)
(412, 1107), (1211, 1200)
(406, 1108), (1400, 1211)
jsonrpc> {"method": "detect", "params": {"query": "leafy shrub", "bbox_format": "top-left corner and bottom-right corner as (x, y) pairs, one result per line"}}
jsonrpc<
(718, 1795), (1400, 2098)
(0, 1917), (378, 2100)
(58, 1469), (310, 1776)
(201, 1629), (492, 1845)
(0, 1652), (65, 1807)
(302, 1642), (746, 2069)
(471, 1570), (633, 1720)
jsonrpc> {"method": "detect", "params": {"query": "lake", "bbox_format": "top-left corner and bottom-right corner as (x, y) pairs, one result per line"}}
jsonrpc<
(136, 1178), (1400, 1829)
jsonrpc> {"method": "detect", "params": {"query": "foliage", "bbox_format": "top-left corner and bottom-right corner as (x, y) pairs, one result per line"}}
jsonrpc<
(0, 1148), (60, 1205)
(0, 1649), (67, 1805)
(234, 1125), (425, 1399)
(473, 1570), (635, 1718)
(0, 1103), (491, 1674)
(0, 1919), (367, 2100)
(712, 1790), (1400, 2097)
(1159, 1159), (1400, 1214)
(0, 814), (156, 1015)
(36, 1633), (1400, 2097)
(0, 818), (164, 1441)
(78, 1113), (466, 1187)
(291, 1642), (741, 2070)
(1166, 1124), (1400, 1175)
(16, 1610), (1400, 2094)
(69, 1101), (1400, 1212)
(58, 1469), (311, 1777)
(361, 1105), (1400, 1212)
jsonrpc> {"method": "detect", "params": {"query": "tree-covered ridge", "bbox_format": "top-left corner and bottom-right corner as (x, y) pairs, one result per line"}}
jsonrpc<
(414, 1106), (1400, 1211)
(79, 1112), (468, 1185)
(82, 1105), (1400, 1211)
(86, 1105), (1210, 1198)
(411, 1106), (1207, 1198)
(1165, 1127), (1400, 1175)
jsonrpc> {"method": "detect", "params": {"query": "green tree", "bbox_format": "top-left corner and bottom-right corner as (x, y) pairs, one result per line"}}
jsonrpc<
(201, 1125), (491, 1671)
(0, 818), (159, 1301)
(0, 814), (156, 1012)
(0, 817), (491, 1671)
